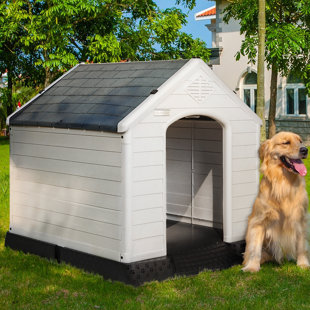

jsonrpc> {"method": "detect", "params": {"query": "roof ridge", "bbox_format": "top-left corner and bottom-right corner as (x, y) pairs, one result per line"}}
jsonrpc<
(79, 59), (190, 66)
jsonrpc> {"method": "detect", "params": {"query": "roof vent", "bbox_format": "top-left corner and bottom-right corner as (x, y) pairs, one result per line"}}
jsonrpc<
(187, 75), (214, 103)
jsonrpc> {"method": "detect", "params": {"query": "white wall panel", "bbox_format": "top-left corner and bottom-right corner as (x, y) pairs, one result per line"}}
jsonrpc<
(12, 191), (122, 225)
(233, 183), (258, 197)
(133, 193), (163, 210)
(133, 165), (163, 181)
(233, 158), (259, 172)
(11, 217), (121, 261)
(11, 155), (121, 181)
(232, 220), (248, 241)
(232, 170), (258, 184)
(232, 145), (258, 159)
(10, 126), (124, 262)
(132, 236), (165, 258)
(14, 180), (121, 210)
(133, 151), (163, 167)
(133, 208), (164, 225)
(232, 132), (259, 146)
(231, 120), (259, 133)
(132, 123), (165, 138)
(133, 137), (163, 152)
(13, 168), (121, 196)
(12, 128), (122, 152)
(232, 195), (256, 210)
(12, 204), (121, 240)
(232, 208), (251, 223)
(11, 142), (121, 167)
(133, 180), (163, 196)
(132, 222), (164, 240)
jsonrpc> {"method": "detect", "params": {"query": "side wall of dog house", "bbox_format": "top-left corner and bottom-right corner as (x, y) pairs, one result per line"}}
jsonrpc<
(9, 126), (124, 262)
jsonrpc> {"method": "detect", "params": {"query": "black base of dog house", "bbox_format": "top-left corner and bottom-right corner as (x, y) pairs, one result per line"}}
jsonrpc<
(5, 229), (244, 286)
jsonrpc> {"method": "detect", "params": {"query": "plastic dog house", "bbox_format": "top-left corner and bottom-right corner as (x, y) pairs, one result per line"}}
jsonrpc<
(6, 59), (261, 285)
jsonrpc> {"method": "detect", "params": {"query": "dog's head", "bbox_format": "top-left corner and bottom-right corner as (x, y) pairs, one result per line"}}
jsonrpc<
(259, 132), (308, 177)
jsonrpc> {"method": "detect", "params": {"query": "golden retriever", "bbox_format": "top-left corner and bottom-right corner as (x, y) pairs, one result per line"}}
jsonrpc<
(243, 131), (309, 272)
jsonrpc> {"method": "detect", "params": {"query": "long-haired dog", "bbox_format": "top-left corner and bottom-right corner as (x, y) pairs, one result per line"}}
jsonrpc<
(243, 132), (309, 272)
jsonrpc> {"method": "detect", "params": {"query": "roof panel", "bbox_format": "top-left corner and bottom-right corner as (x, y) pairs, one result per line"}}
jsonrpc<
(88, 104), (131, 116)
(92, 88), (114, 96)
(107, 86), (154, 97)
(44, 103), (95, 114)
(33, 95), (66, 105)
(64, 87), (97, 96)
(10, 59), (189, 132)
(128, 77), (167, 87)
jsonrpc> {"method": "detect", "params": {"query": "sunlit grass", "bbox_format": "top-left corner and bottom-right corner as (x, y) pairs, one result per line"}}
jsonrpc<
(1, 137), (310, 309)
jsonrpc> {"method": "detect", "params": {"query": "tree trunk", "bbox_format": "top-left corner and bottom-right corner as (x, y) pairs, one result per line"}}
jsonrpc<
(44, 66), (51, 89)
(256, 0), (266, 142)
(268, 64), (278, 138)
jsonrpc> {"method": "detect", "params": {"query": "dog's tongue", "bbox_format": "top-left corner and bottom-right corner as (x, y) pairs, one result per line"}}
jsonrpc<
(291, 159), (307, 176)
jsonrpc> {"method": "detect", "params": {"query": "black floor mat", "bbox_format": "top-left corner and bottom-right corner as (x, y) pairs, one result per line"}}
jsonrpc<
(167, 220), (243, 275)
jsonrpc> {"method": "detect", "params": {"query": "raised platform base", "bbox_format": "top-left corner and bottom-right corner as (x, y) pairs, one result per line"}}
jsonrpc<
(5, 224), (244, 286)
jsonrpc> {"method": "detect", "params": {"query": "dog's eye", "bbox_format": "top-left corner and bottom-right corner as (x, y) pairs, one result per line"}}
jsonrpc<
(283, 141), (290, 145)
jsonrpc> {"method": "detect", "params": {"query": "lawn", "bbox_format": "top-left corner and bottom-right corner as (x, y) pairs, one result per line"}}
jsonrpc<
(1, 136), (310, 309)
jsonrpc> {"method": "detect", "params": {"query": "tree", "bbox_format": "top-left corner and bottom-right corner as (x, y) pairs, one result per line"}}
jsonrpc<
(257, 0), (266, 141)
(224, 0), (310, 138)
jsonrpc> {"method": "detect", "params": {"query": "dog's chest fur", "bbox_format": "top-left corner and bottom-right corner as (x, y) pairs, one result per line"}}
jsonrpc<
(262, 174), (308, 261)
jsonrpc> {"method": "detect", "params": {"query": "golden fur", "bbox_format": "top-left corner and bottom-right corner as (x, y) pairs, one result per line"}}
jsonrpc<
(243, 132), (309, 272)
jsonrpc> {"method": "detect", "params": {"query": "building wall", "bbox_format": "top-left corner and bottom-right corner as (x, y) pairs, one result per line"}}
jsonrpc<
(10, 126), (124, 261)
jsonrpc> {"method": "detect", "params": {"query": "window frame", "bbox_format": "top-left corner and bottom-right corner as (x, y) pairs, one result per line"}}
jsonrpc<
(285, 82), (308, 116)
(240, 71), (257, 113)
(243, 85), (257, 112)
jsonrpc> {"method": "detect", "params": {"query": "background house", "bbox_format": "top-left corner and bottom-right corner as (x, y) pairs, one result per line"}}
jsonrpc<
(196, 1), (310, 144)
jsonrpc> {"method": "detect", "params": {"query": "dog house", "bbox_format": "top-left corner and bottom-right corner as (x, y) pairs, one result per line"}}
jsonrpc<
(6, 59), (261, 285)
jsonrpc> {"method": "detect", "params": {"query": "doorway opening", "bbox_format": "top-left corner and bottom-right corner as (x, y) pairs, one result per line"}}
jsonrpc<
(166, 116), (224, 256)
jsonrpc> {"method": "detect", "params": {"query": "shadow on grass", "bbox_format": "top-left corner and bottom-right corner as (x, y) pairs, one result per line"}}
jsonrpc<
(0, 136), (9, 145)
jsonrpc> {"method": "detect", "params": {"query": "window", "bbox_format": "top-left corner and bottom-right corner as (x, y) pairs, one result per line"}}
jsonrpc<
(242, 72), (257, 113)
(285, 74), (307, 116)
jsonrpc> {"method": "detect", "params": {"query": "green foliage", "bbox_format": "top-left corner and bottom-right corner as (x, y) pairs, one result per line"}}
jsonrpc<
(1, 0), (209, 80)
(224, 0), (310, 92)
(0, 89), (9, 129)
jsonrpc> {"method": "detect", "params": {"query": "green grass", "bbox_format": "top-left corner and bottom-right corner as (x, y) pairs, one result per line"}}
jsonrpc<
(1, 137), (310, 309)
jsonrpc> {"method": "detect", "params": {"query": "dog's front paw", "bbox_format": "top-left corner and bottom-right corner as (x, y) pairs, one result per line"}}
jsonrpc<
(242, 262), (260, 273)
(297, 255), (310, 269)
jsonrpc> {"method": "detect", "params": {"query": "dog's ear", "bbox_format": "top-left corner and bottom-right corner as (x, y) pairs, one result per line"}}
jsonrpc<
(259, 139), (271, 161)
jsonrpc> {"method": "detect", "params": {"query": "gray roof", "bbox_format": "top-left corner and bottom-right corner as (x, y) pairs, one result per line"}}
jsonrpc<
(10, 59), (190, 132)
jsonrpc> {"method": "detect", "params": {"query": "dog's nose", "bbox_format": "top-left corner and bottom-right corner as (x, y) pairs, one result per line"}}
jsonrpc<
(300, 147), (308, 158)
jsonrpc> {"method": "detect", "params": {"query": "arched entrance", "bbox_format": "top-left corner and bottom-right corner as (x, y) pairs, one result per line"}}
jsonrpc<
(165, 115), (224, 255)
